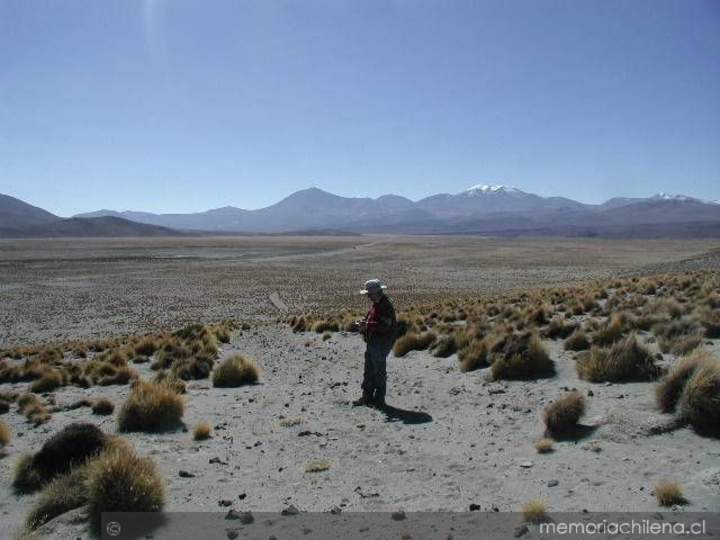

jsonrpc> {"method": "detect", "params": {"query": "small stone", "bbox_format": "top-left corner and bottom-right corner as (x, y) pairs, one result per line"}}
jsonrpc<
(226, 529), (239, 540)
(520, 461), (534, 468)
(238, 493), (247, 500)
(178, 470), (195, 478)
(225, 509), (240, 520)
(547, 479), (559, 487)
(330, 505), (342, 515)
(514, 524), (529, 537)
(219, 499), (233, 507)
(587, 389), (594, 397)
(391, 510), (406, 521)
(469, 503), (481, 511)
(281, 504), (300, 516)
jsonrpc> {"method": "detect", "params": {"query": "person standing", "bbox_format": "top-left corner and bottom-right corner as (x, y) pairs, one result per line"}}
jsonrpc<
(353, 279), (397, 409)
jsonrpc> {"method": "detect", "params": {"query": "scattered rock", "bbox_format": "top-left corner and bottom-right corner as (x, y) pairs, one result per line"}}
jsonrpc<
(547, 479), (559, 487)
(469, 503), (481, 511)
(238, 493), (247, 500)
(514, 524), (529, 537)
(178, 470), (195, 478)
(330, 505), (342, 515)
(520, 461), (534, 468)
(226, 529), (239, 540)
(219, 499), (233, 507)
(209, 457), (228, 465)
(391, 510), (406, 521)
(281, 504), (300, 516)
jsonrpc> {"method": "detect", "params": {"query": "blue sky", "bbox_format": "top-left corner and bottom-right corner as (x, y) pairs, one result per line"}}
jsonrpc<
(1, 0), (719, 216)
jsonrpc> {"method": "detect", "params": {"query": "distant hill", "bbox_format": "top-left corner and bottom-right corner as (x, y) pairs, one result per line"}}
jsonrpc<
(0, 193), (59, 228)
(3, 186), (720, 238)
(0, 216), (183, 238)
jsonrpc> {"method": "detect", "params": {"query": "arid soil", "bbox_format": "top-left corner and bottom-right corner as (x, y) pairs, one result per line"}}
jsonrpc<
(0, 236), (719, 539)
(1, 235), (718, 346)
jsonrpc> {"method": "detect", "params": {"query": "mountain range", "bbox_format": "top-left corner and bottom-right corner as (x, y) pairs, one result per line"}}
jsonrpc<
(2, 186), (720, 238)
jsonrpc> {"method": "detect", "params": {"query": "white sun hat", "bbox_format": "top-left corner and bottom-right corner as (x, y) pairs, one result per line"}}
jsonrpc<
(359, 278), (387, 295)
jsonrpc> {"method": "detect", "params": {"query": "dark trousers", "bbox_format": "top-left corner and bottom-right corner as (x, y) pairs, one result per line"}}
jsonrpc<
(362, 342), (390, 400)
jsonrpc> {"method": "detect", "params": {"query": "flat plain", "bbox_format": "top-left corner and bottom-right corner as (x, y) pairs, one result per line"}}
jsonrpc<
(1, 235), (719, 539)
(1, 235), (718, 346)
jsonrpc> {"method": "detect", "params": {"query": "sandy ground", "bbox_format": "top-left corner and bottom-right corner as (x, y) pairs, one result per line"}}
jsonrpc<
(1, 324), (719, 538)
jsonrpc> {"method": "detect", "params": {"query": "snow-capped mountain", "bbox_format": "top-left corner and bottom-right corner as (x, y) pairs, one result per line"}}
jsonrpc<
(5, 184), (717, 238)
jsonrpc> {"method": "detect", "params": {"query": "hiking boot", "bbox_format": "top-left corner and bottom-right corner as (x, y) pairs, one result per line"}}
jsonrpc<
(372, 394), (386, 410)
(352, 393), (373, 407)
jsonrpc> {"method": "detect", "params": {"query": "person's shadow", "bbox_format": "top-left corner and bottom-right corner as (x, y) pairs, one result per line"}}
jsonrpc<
(379, 404), (433, 425)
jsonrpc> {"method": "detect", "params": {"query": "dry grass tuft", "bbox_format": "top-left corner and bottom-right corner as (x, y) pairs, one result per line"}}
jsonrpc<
(92, 398), (115, 416)
(393, 332), (436, 357)
(193, 422), (212, 441)
(655, 351), (709, 413)
(490, 332), (555, 380)
(655, 481), (687, 506)
(212, 354), (259, 387)
(522, 498), (549, 523)
(577, 334), (661, 382)
(86, 443), (165, 527)
(679, 359), (720, 432)
(312, 320), (339, 333)
(134, 336), (159, 356)
(564, 328), (590, 351)
(305, 459), (331, 473)
(592, 315), (624, 347)
(458, 339), (489, 372)
(29, 370), (64, 393)
(117, 380), (185, 432)
(25, 464), (88, 530)
(544, 391), (586, 434)
(535, 438), (554, 454)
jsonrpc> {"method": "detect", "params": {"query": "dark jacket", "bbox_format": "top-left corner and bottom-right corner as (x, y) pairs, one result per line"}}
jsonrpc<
(363, 294), (397, 347)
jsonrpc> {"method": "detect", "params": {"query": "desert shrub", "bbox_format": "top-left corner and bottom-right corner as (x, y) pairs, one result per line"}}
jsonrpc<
(171, 356), (214, 381)
(193, 422), (212, 441)
(564, 328), (590, 351)
(655, 351), (709, 413)
(577, 335), (661, 382)
(13, 423), (107, 494)
(153, 371), (187, 394)
(86, 444), (165, 527)
(655, 481), (686, 506)
(118, 380), (185, 432)
(543, 316), (577, 340)
(0, 420), (10, 447)
(392, 332), (436, 357)
(134, 336), (158, 356)
(212, 355), (259, 387)
(98, 365), (137, 386)
(92, 398), (115, 416)
(29, 371), (64, 393)
(431, 331), (468, 358)
(311, 320), (339, 333)
(667, 334), (704, 356)
(458, 340), (489, 372)
(292, 316), (308, 333)
(17, 393), (50, 425)
(535, 438), (554, 454)
(679, 359), (720, 432)
(13, 454), (43, 493)
(215, 326), (231, 343)
(522, 498), (548, 523)
(696, 307), (720, 338)
(544, 391), (586, 434)
(592, 315), (624, 347)
(490, 332), (555, 380)
(25, 464), (88, 530)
